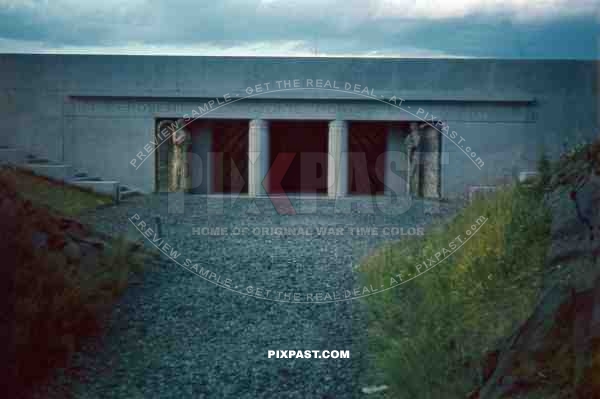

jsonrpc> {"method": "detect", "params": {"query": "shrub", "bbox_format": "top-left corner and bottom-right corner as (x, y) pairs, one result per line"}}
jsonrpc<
(359, 184), (552, 398)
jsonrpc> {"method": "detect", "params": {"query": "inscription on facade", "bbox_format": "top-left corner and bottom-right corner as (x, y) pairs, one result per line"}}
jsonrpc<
(64, 97), (535, 123)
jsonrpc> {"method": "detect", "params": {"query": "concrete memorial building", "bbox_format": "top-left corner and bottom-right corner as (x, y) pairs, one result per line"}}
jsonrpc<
(0, 55), (598, 199)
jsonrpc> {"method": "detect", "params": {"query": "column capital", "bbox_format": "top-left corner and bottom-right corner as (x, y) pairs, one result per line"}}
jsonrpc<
(422, 124), (441, 138)
(328, 120), (348, 130)
(409, 121), (429, 134)
(249, 119), (269, 130)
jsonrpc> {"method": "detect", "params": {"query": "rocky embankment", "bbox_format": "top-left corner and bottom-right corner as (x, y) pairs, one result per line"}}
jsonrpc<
(0, 168), (153, 397)
(472, 141), (600, 399)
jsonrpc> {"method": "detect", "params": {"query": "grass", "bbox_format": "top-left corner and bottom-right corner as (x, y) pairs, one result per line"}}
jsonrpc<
(0, 168), (151, 397)
(8, 168), (113, 217)
(358, 182), (552, 398)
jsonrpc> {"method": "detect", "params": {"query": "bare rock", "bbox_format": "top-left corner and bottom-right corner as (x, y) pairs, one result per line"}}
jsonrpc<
(477, 284), (574, 399)
(66, 232), (105, 250)
(63, 240), (81, 262)
(31, 231), (48, 249)
(0, 197), (17, 220)
(361, 385), (388, 395)
(481, 350), (500, 383)
(475, 171), (600, 399)
(47, 234), (66, 250)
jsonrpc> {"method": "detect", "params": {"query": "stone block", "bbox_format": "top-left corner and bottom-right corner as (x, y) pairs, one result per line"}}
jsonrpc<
(467, 185), (497, 203)
(72, 180), (119, 202)
(519, 171), (539, 183)
(24, 163), (73, 180)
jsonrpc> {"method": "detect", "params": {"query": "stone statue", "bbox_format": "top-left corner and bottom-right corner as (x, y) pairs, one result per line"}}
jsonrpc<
(405, 122), (422, 195)
(169, 119), (192, 192)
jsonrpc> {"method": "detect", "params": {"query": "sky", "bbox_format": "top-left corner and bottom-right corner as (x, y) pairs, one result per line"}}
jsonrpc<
(0, 0), (598, 58)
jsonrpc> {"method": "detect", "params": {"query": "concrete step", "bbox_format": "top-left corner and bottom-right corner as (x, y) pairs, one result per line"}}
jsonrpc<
(466, 185), (498, 203)
(0, 148), (28, 165)
(72, 180), (120, 202)
(26, 158), (51, 164)
(70, 171), (89, 178)
(119, 185), (142, 200)
(24, 163), (74, 181)
(25, 153), (51, 162)
(68, 176), (103, 182)
(0, 146), (141, 205)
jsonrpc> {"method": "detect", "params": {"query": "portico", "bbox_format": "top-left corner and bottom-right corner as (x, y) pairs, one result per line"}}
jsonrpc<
(156, 117), (443, 199)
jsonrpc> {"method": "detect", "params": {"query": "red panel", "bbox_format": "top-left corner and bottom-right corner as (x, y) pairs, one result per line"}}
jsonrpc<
(348, 122), (390, 195)
(191, 120), (249, 194)
(269, 121), (328, 194)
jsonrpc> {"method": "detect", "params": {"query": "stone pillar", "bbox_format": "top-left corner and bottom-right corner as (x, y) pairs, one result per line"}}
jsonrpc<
(190, 125), (212, 194)
(248, 119), (270, 197)
(421, 126), (442, 199)
(384, 124), (410, 197)
(328, 120), (349, 198)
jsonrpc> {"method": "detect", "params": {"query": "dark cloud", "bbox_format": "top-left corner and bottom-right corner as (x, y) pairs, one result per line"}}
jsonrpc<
(0, 0), (597, 58)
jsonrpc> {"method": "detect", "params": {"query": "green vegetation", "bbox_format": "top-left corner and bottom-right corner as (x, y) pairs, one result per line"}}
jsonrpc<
(359, 182), (552, 398)
(10, 168), (113, 217)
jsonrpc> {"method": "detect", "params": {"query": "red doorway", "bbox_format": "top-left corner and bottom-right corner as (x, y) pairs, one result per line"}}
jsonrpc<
(348, 122), (389, 195)
(192, 120), (249, 194)
(268, 120), (329, 194)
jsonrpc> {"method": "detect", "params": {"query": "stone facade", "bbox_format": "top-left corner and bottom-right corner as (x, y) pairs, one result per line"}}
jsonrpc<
(0, 55), (597, 197)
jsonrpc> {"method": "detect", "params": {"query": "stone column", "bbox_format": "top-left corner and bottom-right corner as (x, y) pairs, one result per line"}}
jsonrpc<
(248, 119), (269, 197)
(384, 124), (410, 197)
(190, 125), (212, 194)
(421, 126), (442, 199)
(328, 120), (349, 198)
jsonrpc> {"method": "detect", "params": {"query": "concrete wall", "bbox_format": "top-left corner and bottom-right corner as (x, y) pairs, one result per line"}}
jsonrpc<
(0, 54), (597, 196)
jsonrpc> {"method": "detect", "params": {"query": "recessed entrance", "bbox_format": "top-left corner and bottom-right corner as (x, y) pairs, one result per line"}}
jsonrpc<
(209, 120), (249, 194)
(268, 120), (329, 194)
(348, 122), (390, 195)
(154, 118), (249, 194)
(155, 118), (441, 198)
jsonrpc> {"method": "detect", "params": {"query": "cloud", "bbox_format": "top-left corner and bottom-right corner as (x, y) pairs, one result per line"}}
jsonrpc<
(0, 0), (597, 58)
(0, 37), (463, 58)
(259, 0), (600, 21)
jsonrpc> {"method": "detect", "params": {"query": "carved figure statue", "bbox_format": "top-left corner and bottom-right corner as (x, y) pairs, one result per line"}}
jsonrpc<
(169, 119), (192, 192)
(405, 122), (422, 195)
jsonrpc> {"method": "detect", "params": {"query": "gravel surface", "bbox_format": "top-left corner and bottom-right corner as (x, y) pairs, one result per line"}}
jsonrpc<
(38, 194), (459, 399)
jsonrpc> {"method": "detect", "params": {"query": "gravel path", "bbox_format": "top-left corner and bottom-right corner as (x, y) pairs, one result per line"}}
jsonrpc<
(38, 194), (458, 399)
